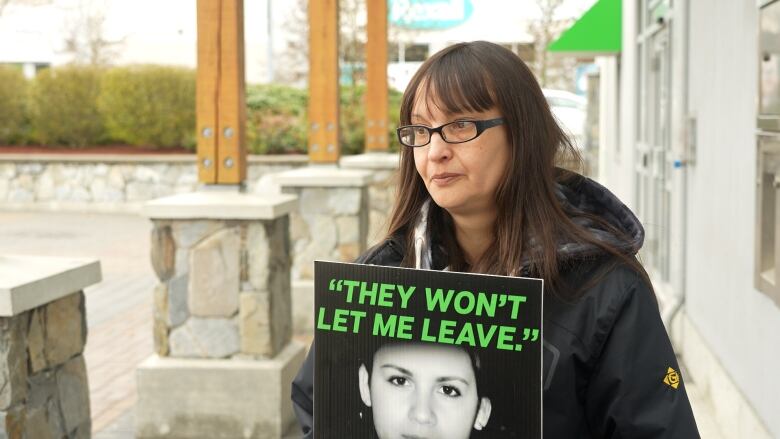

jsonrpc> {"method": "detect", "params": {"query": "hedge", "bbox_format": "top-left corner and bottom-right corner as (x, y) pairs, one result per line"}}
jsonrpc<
(0, 66), (29, 144)
(29, 66), (105, 147)
(246, 84), (308, 154)
(6, 63), (402, 154)
(246, 83), (401, 155)
(98, 65), (196, 149)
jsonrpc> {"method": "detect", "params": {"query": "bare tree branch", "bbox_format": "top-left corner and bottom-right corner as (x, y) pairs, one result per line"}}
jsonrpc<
(59, 0), (124, 66)
(528, 0), (578, 89)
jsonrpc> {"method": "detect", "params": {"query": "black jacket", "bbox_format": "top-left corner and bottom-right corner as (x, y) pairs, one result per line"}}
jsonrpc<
(291, 175), (700, 438)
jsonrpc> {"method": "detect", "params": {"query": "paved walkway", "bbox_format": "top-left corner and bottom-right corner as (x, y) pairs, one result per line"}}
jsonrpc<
(0, 210), (722, 438)
(0, 211), (154, 437)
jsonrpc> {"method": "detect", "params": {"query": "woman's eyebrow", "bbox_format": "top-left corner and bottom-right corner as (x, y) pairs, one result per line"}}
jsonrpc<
(380, 364), (413, 375)
(436, 376), (470, 386)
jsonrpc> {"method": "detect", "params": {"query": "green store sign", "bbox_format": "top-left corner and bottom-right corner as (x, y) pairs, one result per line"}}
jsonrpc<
(389, 0), (474, 29)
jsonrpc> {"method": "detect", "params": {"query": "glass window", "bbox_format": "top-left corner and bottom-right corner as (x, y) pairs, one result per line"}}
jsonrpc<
(546, 96), (585, 110)
(388, 42), (400, 63)
(404, 43), (429, 62)
(756, 0), (780, 305)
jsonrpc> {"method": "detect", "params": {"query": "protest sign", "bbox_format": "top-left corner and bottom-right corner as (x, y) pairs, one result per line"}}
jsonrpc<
(314, 261), (543, 438)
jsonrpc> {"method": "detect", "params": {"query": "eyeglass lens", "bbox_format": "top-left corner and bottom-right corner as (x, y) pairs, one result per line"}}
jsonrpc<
(399, 121), (478, 147)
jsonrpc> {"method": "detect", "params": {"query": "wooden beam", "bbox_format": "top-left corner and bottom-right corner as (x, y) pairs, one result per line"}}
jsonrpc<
(196, 0), (219, 183)
(365, 0), (388, 152)
(217, 0), (247, 184)
(308, 0), (340, 163)
(196, 0), (247, 185)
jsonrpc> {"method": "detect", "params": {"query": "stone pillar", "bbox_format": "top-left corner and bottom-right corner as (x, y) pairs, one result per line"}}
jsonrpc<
(0, 255), (102, 439)
(137, 189), (306, 439)
(340, 152), (399, 247)
(273, 166), (372, 334)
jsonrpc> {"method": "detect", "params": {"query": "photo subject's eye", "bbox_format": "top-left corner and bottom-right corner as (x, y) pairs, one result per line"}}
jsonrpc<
(389, 376), (410, 387)
(439, 385), (462, 397)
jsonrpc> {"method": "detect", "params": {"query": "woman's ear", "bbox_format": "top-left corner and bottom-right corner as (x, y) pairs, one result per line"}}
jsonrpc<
(358, 364), (372, 407)
(473, 397), (492, 431)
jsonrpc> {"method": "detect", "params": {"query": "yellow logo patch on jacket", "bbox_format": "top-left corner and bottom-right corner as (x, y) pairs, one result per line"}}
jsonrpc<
(664, 367), (680, 389)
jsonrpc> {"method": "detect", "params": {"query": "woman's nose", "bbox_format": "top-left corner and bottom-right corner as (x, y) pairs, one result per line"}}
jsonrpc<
(426, 132), (452, 162)
(408, 392), (436, 426)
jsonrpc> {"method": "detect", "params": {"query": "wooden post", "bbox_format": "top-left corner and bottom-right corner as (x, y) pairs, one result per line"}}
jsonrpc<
(196, 0), (219, 183)
(196, 0), (247, 184)
(217, 0), (247, 183)
(308, 0), (340, 163)
(365, 0), (389, 152)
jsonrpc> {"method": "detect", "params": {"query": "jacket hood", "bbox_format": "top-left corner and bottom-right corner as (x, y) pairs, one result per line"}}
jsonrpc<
(550, 174), (644, 262)
(409, 173), (644, 270)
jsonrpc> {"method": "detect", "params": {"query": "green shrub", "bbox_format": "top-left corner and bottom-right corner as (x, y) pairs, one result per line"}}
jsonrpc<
(339, 85), (366, 155)
(98, 65), (195, 149)
(246, 84), (308, 154)
(25, 64), (401, 153)
(29, 65), (105, 147)
(245, 83), (401, 155)
(0, 66), (29, 144)
(340, 85), (403, 154)
(387, 88), (402, 152)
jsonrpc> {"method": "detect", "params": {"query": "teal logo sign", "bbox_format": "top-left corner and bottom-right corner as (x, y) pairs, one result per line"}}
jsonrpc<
(390, 0), (474, 30)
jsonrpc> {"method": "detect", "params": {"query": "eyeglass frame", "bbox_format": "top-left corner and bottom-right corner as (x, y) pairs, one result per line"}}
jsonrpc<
(395, 117), (506, 148)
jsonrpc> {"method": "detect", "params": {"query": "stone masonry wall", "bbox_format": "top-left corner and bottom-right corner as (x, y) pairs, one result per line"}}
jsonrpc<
(366, 169), (397, 248)
(150, 218), (291, 360)
(0, 292), (91, 438)
(281, 186), (369, 281)
(0, 157), (307, 207)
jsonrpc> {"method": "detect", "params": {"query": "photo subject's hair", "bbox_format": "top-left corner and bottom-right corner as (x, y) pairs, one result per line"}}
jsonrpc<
(386, 41), (651, 298)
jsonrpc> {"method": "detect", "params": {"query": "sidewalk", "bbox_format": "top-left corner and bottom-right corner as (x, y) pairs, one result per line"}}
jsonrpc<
(0, 211), (153, 437)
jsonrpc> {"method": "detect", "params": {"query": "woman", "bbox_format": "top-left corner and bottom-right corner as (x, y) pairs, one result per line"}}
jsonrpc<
(358, 342), (492, 439)
(292, 41), (700, 438)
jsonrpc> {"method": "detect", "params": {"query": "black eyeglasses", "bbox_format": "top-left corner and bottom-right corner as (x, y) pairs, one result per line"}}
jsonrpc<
(396, 118), (505, 148)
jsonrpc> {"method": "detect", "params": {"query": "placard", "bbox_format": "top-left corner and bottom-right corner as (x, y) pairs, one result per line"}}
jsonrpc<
(314, 261), (543, 438)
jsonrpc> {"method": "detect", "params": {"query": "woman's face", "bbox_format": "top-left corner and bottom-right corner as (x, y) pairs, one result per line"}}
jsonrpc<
(359, 343), (491, 439)
(411, 93), (511, 217)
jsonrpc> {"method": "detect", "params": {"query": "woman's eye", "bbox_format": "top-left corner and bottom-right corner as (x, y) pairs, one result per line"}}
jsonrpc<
(439, 385), (462, 397)
(413, 127), (427, 135)
(454, 121), (469, 129)
(389, 376), (409, 387)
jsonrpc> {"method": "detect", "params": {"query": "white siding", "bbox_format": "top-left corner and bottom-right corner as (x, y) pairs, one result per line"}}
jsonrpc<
(685, 1), (780, 436)
(613, 0), (780, 434)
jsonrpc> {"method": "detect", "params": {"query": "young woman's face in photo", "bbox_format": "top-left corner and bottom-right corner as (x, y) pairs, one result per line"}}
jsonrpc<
(411, 92), (511, 217)
(359, 343), (491, 439)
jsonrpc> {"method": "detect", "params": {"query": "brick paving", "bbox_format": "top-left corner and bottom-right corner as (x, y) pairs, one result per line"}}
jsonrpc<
(0, 211), (155, 437)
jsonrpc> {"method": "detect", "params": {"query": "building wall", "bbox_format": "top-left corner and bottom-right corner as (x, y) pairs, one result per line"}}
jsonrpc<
(684, 1), (780, 435)
(610, 0), (638, 205)
(616, 0), (780, 435)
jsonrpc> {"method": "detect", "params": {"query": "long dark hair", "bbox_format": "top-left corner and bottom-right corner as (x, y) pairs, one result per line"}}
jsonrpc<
(386, 41), (650, 297)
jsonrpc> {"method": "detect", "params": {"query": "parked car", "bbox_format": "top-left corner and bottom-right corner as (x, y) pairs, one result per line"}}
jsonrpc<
(543, 88), (587, 151)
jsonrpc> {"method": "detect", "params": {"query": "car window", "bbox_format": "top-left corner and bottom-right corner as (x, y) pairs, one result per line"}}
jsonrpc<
(546, 97), (585, 110)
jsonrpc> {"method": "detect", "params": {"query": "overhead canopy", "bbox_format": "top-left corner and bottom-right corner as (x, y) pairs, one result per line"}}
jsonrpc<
(548, 0), (621, 56)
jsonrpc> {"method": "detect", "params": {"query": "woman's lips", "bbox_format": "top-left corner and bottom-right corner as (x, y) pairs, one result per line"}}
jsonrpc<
(431, 173), (462, 186)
